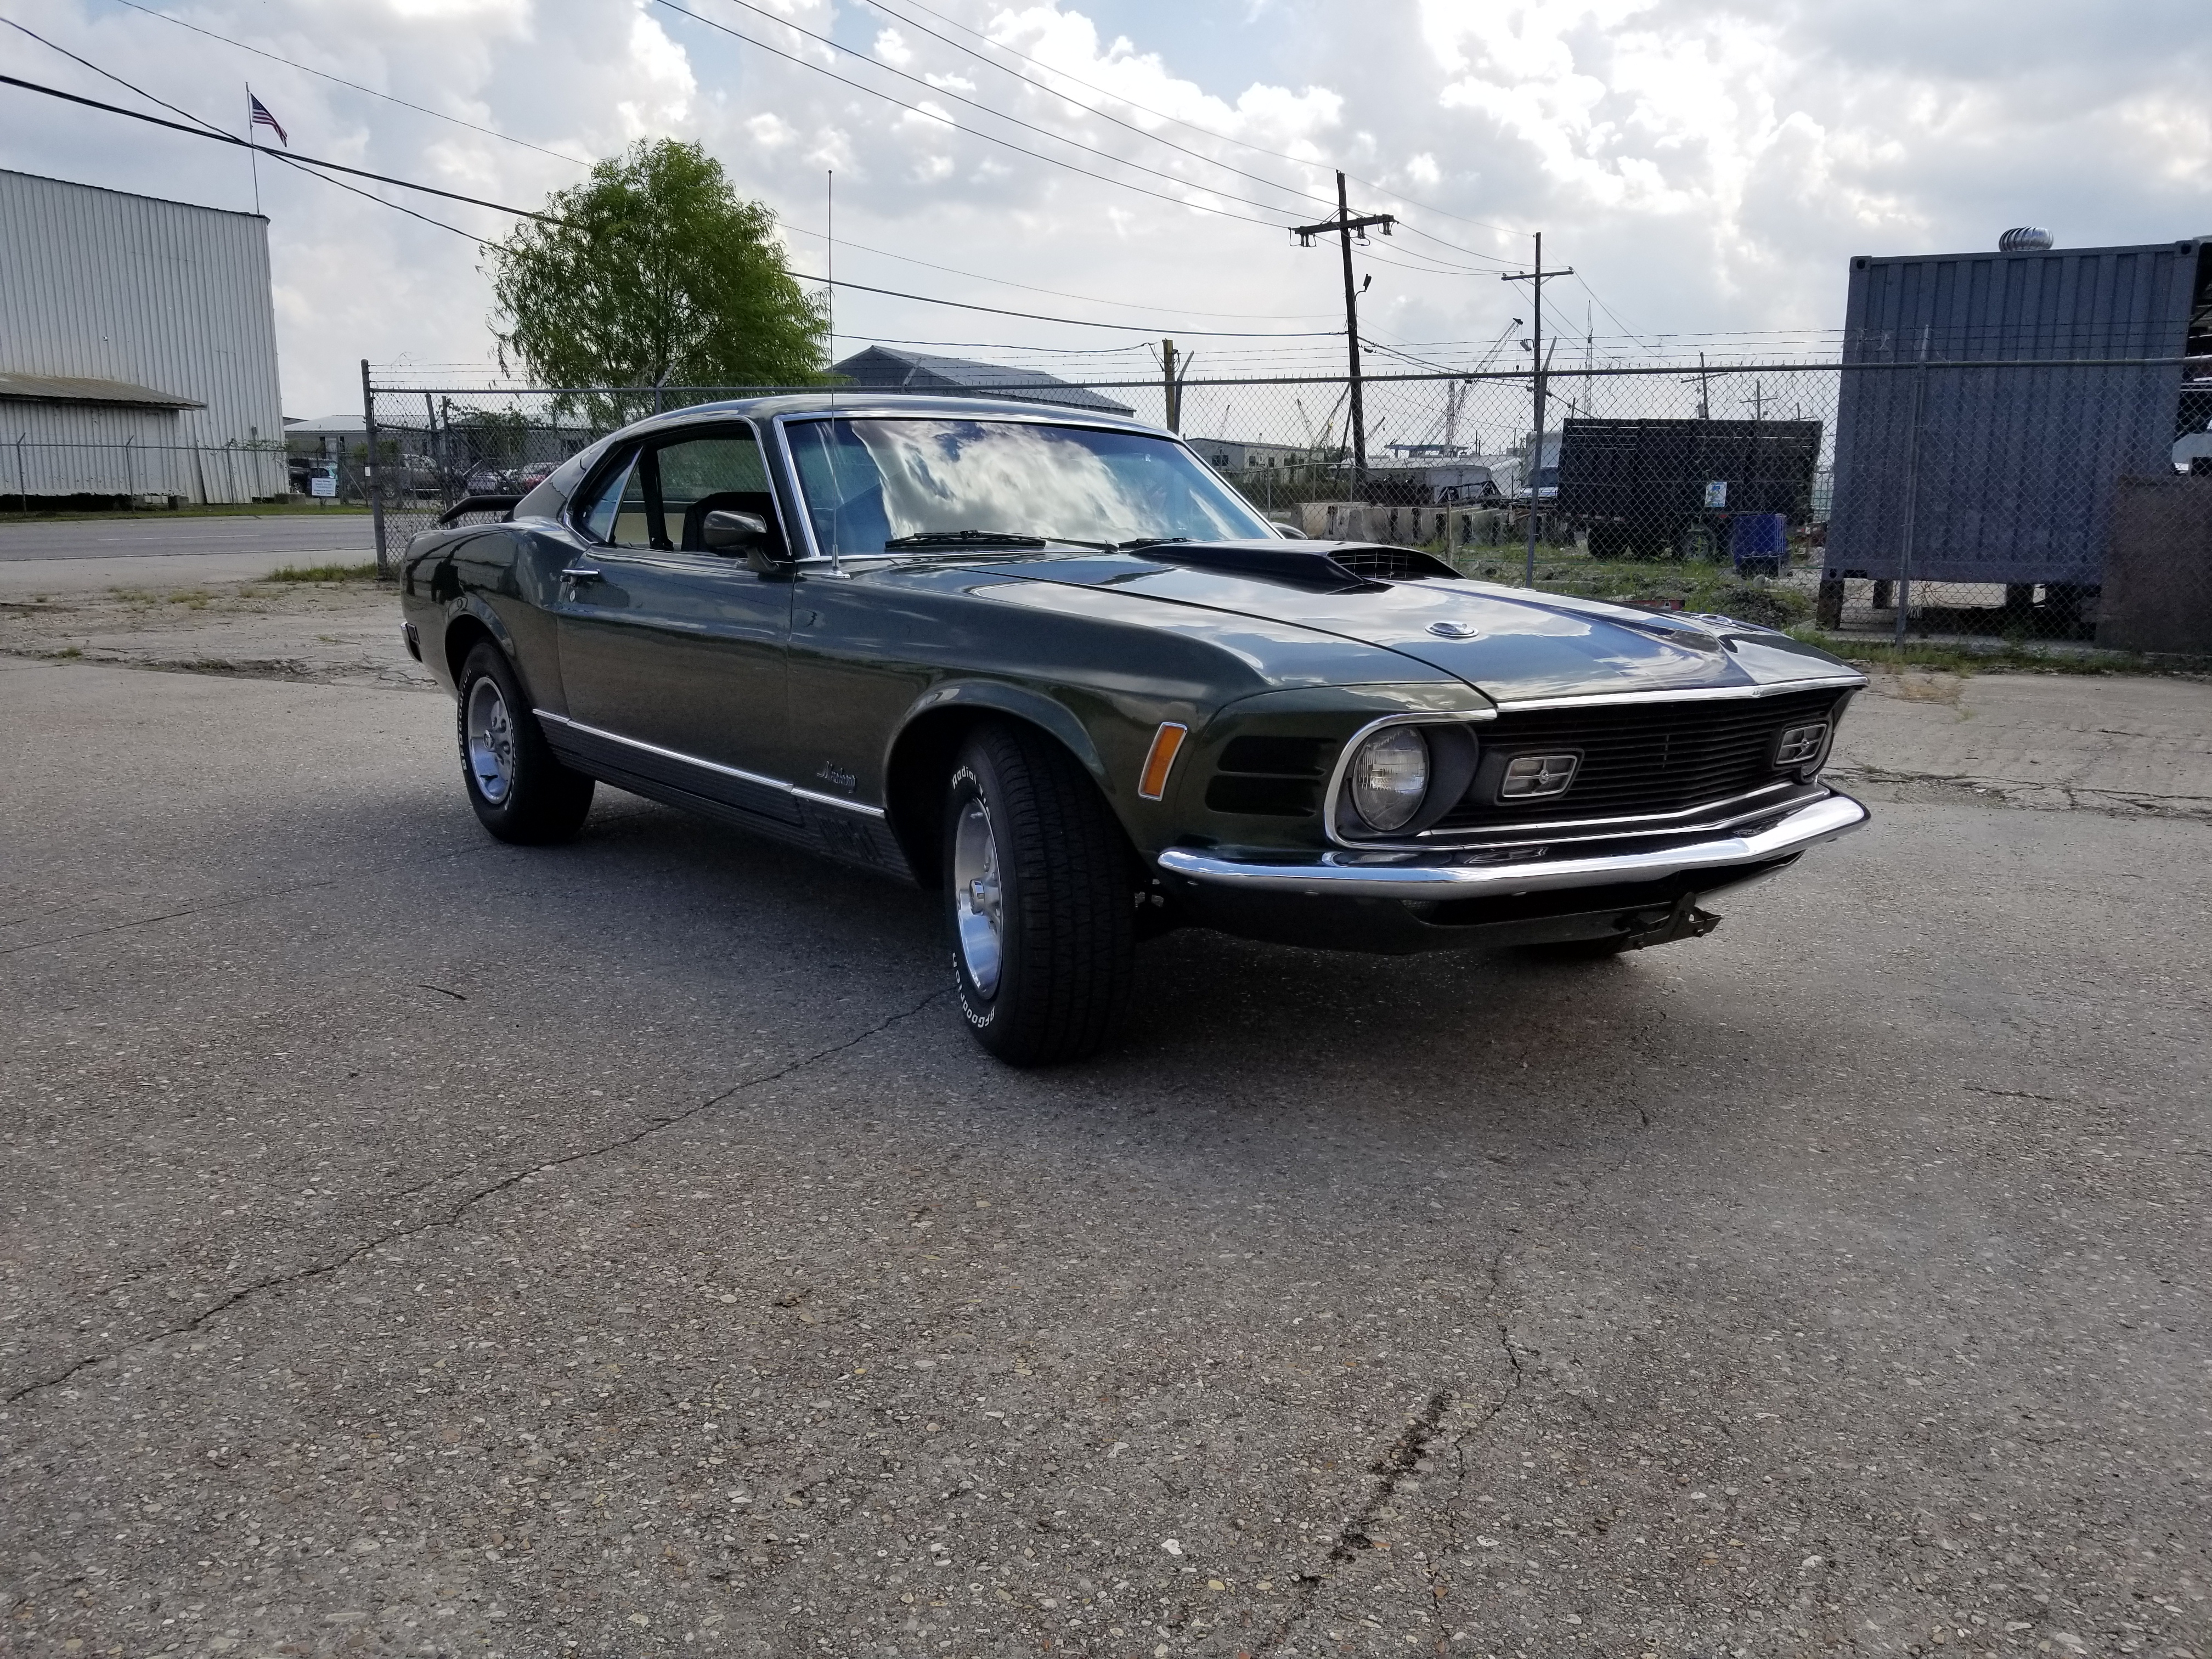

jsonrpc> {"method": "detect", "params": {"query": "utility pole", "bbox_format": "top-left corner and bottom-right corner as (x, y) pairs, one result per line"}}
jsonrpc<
(1500, 232), (1572, 585)
(1160, 338), (1182, 433)
(1680, 351), (1712, 420)
(1294, 172), (1394, 495)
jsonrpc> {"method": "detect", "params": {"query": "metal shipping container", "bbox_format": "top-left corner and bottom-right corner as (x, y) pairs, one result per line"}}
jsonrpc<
(1558, 416), (1822, 560)
(1824, 237), (2212, 589)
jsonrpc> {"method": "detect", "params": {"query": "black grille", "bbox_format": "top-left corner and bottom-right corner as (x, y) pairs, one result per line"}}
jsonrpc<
(1208, 735), (1327, 817)
(1433, 687), (1848, 831)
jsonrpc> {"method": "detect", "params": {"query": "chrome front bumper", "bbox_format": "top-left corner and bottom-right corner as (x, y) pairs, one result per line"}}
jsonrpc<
(1156, 792), (1870, 900)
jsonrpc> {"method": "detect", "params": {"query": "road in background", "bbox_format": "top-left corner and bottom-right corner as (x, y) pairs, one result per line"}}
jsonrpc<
(0, 514), (378, 595)
(0, 514), (374, 561)
(4, 661), (2207, 1658)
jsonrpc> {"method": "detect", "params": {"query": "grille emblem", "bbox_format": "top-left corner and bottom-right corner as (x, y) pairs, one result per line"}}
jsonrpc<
(1427, 620), (1483, 639)
(1774, 721), (1831, 767)
(1499, 753), (1579, 799)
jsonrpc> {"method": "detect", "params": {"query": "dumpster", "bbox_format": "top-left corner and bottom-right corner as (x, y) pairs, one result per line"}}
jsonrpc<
(1730, 512), (1788, 577)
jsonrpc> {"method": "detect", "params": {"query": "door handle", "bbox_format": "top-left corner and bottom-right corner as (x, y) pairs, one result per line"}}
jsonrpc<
(558, 565), (603, 583)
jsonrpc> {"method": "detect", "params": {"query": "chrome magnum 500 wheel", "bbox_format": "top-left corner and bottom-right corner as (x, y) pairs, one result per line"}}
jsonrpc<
(455, 640), (595, 844)
(944, 721), (1135, 1066)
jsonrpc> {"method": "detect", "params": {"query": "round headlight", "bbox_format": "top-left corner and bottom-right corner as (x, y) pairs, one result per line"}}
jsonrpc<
(1348, 726), (1430, 832)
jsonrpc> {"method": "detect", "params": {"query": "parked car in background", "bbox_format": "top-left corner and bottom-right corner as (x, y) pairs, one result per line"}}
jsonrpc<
(398, 396), (1870, 1064)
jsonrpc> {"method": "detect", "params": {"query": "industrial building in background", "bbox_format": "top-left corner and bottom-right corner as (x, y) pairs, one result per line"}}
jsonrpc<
(0, 170), (284, 507)
(830, 346), (1135, 417)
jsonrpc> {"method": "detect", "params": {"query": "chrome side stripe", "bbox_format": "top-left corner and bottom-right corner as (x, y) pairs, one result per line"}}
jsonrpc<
(534, 710), (888, 820)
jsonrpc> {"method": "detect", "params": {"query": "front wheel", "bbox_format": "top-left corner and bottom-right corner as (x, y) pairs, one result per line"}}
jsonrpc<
(944, 722), (1136, 1066)
(455, 640), (595, 844)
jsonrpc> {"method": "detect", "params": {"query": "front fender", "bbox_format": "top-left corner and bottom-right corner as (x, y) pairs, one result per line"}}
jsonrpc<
(890, 678), (1110, 788)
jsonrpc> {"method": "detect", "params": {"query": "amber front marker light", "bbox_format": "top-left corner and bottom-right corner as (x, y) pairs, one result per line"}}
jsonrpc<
(1138, 723), (1189, 800)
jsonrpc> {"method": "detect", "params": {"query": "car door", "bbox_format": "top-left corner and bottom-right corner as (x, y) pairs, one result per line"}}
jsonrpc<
(552, 421), (795, 806)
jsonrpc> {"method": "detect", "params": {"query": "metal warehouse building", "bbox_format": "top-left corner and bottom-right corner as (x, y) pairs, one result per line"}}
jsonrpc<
(0, 170), (284, 506)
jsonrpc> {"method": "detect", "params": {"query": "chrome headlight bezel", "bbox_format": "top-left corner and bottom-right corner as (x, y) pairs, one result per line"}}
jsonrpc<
(1347, 727), (1432, 832)
(1326, 714), (1489, 843)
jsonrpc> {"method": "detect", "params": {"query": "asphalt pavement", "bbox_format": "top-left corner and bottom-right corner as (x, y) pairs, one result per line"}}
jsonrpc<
(3, 660), (2207, 1659)
(0, 515), (376, 560)
(0, 514), (377, 595)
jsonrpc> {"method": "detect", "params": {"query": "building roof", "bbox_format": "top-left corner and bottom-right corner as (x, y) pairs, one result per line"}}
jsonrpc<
(830, 346), (1136, 417)
(0, 370), (202, 409)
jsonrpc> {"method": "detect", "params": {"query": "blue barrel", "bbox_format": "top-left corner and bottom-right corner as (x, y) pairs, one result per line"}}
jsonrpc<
(1730, 512), (1788, 575)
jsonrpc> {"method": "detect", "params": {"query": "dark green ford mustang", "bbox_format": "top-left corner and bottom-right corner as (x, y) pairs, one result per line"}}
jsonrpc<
(399, 393), (1869, 1064)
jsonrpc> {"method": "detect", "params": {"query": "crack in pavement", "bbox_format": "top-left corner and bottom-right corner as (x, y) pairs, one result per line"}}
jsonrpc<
(0, 838), (498, 960)
(1827, 763), (2212, 821)
(1, 987), (950, 1409)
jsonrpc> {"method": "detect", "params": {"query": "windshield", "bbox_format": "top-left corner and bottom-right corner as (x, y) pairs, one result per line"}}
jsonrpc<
(784, 416), (1273, 556)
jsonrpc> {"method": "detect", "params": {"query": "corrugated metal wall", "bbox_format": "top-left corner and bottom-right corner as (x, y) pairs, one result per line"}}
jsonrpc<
(1825, 240), (2205, 587)
(0, 170), (285, 503)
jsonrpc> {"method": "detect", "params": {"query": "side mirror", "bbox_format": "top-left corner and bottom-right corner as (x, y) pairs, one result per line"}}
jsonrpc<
(701, 508), (770, 551)
(701, 508), (789, 577)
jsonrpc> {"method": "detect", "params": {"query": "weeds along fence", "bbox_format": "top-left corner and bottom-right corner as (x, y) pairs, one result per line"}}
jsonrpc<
(366, 353), (2212, 652)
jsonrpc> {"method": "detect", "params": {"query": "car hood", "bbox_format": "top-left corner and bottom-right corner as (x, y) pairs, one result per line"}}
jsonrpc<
(975, 545), (1859, 704)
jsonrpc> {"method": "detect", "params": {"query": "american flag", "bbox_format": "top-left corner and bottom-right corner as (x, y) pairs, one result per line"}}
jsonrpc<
(248, 93), (286, 148)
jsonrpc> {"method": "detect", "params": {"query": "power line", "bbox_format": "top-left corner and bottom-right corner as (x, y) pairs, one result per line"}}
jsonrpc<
(796, 270), (1340, 336)
(104, 0), (586, 168)
(782, 222), (1335, 322)
(848, 0), (1339, 217)
(872, 0), (1531, 239)
(0, 21), (484, 239)
(0, 72), (557, 221)
(652, 1), (1296, 232)
(828, 335), (1153, 355)
(1, 66), (1339, 340)
(711, 0), (1327, 224)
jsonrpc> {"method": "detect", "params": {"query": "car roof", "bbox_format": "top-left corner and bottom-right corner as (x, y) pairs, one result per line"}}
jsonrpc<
(623, 392), (1170, 440)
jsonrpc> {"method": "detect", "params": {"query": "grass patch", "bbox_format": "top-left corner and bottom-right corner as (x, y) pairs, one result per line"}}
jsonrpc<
(1782, 630), (2201, 676)
(1448, 545), (1816, 630)
(55, 645), (82, 658)
(267, 560), (382, 583)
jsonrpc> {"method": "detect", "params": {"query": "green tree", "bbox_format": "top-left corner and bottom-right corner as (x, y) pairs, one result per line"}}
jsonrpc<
(487, 139), (828, 412)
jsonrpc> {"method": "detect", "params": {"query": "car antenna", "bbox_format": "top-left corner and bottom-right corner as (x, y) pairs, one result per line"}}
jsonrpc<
(823, 167), (842, 577)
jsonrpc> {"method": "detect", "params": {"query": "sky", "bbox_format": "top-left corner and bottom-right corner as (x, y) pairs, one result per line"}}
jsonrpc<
(3, 0), (2208, 418)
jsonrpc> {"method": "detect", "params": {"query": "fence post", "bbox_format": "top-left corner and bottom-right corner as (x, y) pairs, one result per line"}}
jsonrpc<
(1523, 361), (1546, 586)
(13, 434), (24, 514)
(362, 358), (389, 580)
(1894, 331), (1929, 645)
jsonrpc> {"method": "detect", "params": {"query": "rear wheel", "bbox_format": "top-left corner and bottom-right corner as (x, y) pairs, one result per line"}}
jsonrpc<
(944, 722), (1135, 1066)
(456, 640), (595, 844)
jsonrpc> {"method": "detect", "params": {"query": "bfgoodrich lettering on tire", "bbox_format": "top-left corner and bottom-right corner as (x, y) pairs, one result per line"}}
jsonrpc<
(944, 721), (1136, 1066)
(456, 640), (595, 844)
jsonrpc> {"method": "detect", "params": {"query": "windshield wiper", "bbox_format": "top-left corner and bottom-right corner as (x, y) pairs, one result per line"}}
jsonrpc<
(883, 530), (1047, 549)
(882, 529), (1120, 552)
(1115, 537), (1193, 551)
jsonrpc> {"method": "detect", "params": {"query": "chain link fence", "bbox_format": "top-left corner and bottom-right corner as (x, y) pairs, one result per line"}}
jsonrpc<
(366, 353), (2212, 654)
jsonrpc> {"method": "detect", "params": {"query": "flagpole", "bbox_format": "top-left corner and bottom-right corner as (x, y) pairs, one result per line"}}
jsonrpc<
(246, 83), (260, 215)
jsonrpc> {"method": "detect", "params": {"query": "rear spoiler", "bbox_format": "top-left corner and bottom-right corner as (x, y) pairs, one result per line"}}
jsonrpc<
(437, 495), (521, 526)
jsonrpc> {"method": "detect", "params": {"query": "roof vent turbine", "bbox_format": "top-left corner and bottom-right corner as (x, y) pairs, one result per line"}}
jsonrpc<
(1999, 226), (2055, 252)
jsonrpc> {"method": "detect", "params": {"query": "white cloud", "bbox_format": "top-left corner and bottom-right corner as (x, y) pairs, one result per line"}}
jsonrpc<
(0, 0), (2203, 416)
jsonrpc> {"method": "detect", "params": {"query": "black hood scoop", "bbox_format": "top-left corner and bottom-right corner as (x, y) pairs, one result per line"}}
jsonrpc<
(1145, 540), (1459, 591)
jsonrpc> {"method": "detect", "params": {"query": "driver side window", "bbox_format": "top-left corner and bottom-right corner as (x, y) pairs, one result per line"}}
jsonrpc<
(576, 426), (774, 553)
